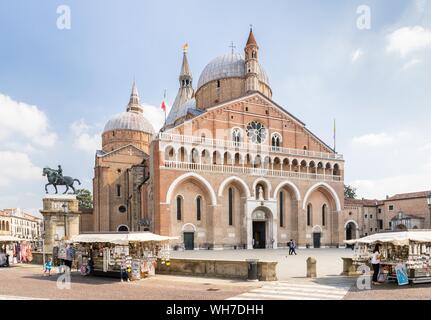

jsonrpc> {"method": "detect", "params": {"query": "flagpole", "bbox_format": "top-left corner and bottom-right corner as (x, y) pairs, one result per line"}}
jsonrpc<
(333, 118), (336, 153)
(163, 89), (167, 125)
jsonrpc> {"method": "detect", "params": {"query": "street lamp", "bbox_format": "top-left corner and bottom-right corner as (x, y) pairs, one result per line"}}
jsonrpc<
(62, 203), (68, 239)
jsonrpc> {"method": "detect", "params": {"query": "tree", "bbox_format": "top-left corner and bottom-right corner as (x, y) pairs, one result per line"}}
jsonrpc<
(344, 185), (357, 199)
(76, 189), (93, 209)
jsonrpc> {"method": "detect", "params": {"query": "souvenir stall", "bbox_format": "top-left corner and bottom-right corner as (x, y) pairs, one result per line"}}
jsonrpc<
(71, 232), (176, 281)
(346, 231), (431, 285)
(0, 236), (20, 267)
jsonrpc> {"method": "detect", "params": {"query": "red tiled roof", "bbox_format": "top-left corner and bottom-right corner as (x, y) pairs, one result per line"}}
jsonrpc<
(344, 198), (383, 207)
(386, 191), (431, 201)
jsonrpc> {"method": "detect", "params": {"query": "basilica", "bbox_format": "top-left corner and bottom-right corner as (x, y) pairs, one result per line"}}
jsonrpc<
(89, 29), (348, 249)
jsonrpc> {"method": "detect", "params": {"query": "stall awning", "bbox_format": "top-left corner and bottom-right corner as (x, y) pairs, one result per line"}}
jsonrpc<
(0, 235), (21, 242)
(71, 232), (178, 245)
(344, 230), (431, 246)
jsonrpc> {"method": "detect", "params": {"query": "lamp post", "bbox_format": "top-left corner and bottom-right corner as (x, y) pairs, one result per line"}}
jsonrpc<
(62, 203), (68, 239)
(427, 193), (431, 229)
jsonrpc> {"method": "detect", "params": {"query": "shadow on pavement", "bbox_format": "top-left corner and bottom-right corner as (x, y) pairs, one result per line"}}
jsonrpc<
(22, 272), (124, 285)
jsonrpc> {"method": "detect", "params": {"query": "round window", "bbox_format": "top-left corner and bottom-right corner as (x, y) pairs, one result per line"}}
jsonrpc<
(118, 205), (127, 213)
(246, 121), (267, 144)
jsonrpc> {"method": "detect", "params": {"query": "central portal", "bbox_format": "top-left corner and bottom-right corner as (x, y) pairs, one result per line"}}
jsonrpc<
(253, 221), (266, 249)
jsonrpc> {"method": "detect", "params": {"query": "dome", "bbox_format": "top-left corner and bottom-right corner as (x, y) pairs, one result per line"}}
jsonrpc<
(197, 52), (270, 90)
(103, 111), (155, 134)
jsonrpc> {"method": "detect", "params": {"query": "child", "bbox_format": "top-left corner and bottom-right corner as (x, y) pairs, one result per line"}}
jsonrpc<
(44, 258), (53, 276)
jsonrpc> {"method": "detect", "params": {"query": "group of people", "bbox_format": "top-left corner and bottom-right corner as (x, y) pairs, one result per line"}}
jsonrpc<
(288, 239), (297, 255)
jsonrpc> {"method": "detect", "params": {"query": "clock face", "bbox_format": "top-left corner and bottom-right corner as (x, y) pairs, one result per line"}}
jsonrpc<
(246, 121), (267, 144)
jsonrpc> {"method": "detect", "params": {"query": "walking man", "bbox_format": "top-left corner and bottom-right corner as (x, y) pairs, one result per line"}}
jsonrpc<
(291, 239), (297, 255)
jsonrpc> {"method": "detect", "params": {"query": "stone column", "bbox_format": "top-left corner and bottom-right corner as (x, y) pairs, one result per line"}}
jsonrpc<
(40, 195), (81, 253)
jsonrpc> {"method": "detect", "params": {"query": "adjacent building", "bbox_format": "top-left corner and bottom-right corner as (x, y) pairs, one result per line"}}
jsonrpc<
(343, 190), (431, 240)
(0, 208), (42, 241)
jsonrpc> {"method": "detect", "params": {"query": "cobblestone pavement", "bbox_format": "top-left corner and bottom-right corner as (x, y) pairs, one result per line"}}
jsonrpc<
(171, 248), (354, 280)
(344, 281), (431, 300)
(0, 265), (258, 300)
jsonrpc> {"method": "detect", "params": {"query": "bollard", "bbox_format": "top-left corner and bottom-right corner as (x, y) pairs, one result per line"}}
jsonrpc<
(246, 259), (259, 282)
(306, 257), (317, 278)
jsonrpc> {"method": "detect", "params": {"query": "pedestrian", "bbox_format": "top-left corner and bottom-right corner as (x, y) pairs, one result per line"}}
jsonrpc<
(288, 239), (293, 255)
(44, 258), (53, 276)
(292, 239), (297, 255)
(371, 244), (381, 285)
(86, 257), (94, 276)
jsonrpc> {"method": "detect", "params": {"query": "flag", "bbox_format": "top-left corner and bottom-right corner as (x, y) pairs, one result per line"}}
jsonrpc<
(161, 100), (166, 112)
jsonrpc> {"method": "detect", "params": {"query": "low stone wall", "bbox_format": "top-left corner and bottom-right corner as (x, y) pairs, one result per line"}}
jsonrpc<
(156, 258), (277, 281)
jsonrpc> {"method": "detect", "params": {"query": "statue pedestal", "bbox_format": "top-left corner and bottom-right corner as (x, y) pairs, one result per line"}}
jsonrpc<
(40, 195), (81, 252)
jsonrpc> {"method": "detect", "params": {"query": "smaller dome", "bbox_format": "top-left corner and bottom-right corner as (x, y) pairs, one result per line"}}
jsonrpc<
(103, 111), (154, 134)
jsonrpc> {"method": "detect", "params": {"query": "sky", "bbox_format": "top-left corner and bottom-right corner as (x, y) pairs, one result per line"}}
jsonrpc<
(0, 0), (430, 216)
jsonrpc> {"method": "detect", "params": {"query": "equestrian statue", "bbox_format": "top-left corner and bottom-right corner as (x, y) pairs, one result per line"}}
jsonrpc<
(43, 165), (81, 194)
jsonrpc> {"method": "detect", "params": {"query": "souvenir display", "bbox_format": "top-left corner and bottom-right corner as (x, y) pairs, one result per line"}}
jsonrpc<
(71, 232), (175, 281)
(352, 240), (431, 285)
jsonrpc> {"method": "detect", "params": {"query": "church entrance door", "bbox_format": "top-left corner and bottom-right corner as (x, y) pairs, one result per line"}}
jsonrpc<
(253, 221), (266, 249)
(313, 232), (321, 248)
(184, 232), (194, 250)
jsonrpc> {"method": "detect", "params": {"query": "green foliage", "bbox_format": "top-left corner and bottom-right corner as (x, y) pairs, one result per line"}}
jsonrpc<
(76, 189), (93, 209)
(344, 185), (357, 199)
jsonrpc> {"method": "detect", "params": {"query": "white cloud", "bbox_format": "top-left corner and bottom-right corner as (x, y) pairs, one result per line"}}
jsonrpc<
(143, 103), (165, 133)
(403, 58), (422, 70)
(351, 49), (364, 62)
(0, 151), (42, 187)
(386, 26), (431, 57)
(70, 119), (101, 154)
(351, 171), (431, 199)
(0, 93), (57, 148)
(352, 132), (395, 147)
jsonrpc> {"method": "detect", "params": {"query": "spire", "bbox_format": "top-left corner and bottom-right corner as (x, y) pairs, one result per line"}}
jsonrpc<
(127, 80), (143, 113)
(179, 43), (193, 88)
(246, 25), (257, 47)
(165, 45), (195, 128)
(180, 52), (192, 78)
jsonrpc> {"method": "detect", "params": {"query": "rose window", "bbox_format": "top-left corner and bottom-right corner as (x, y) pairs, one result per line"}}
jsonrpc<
(246, 121), (267, 144)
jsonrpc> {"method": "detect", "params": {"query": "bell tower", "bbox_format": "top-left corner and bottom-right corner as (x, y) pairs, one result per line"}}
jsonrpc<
(245, 26), (259, 92)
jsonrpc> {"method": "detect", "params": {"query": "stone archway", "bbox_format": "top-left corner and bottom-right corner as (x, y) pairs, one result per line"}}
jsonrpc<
(345, 220), (359, 241)
(251, 207), (274, 249)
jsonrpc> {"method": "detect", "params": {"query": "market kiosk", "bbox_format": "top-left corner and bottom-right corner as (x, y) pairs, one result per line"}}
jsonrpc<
(0, 236), (21, 267)
(71, 232), (177, 280)
(346, 230), (431, 284)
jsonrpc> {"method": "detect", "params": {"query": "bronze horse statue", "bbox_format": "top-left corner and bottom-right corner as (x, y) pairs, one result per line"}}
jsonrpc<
(43, 167), (81, 194)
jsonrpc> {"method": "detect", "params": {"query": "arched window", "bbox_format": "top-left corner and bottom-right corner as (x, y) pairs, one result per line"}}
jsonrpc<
(117, 225), (129, 232)
(217, 80), (221, 88)
(228, 188), (234, 226)
(232, 128), (241, 146)
(271, 133), (281, 150)
(307, 204), (312, 226)
(279, 191), (284, 227)
(1, 221), (4, 230)
(176, 196), (182, 221)
(196, 196), (202, 221)
(322, 204), (327, 226)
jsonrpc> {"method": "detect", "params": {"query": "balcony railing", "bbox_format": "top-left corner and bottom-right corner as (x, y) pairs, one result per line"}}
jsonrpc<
(162, 161), (342, 182)
(158, 132), (343, 161)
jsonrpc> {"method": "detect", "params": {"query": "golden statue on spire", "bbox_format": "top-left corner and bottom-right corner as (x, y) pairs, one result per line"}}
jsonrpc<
(182, 43), (189, 53)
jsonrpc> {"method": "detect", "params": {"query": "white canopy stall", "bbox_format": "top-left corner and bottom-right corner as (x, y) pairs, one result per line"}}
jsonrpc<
(70, 232), (178, 280)
(346, 230), (431, 284)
